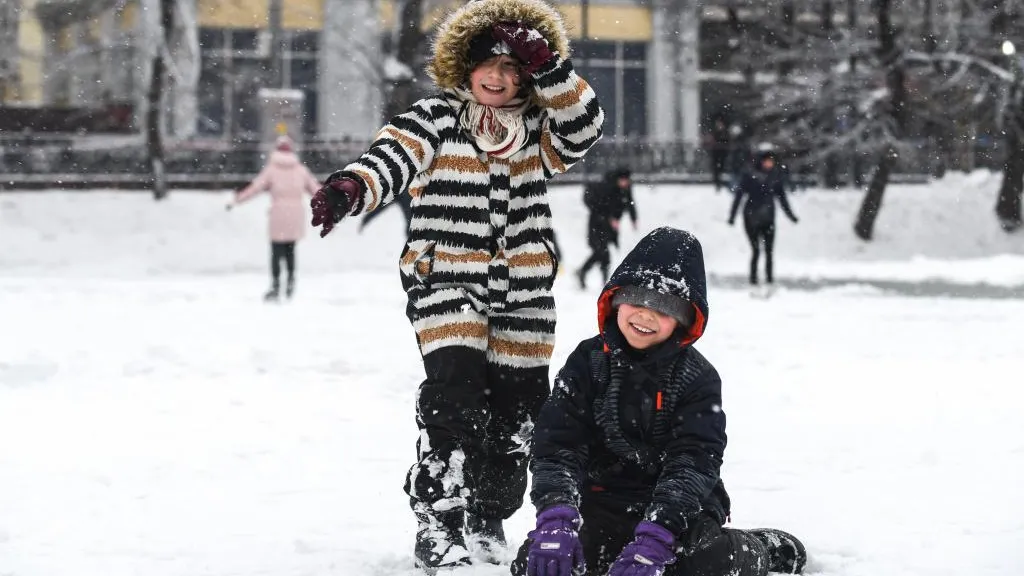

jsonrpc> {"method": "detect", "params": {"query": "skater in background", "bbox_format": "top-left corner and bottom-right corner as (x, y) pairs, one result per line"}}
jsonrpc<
(728, 150), (799, 287)
(705, 117), (731, 191)
(227, 135), (321, 301)
(512, 227), (807, 576)
(576, 168), (636, 290)
(308, 0), (603, 572)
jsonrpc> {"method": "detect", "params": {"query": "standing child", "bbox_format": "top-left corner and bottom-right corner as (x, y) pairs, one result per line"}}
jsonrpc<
(308, 0), (603, 572)
(228, 135), (321, 301)
(728, 150), (799, 288)
(513, 227), (807, 576)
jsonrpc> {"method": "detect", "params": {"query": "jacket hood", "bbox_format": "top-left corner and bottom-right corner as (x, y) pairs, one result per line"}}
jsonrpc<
(597, 227), (709, 348)
(428, 0), (571, 90)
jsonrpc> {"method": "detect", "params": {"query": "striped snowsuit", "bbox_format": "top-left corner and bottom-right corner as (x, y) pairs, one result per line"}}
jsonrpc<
(333, 55), (603, 520)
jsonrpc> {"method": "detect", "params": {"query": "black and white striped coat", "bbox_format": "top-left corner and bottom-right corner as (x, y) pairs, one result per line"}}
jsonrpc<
(331, 56), (603, 366)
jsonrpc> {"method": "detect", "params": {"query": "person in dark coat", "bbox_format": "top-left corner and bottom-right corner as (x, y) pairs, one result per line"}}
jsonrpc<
(728, 151), (799, 286)
(576, 168), (637, 289)
(511, 227), (807, 576)
(706, 118), (731, 191)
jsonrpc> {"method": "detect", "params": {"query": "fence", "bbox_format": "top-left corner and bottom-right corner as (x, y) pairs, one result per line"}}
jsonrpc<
(0, 135), (942, 190)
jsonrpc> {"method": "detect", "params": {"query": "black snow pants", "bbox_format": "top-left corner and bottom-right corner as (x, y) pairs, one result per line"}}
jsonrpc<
(404, 346), (550, 521)
(743, 218), (775, 285)
(512, 495), (770, 576)
(270, 241), (296, 288)
(579, 244), (611, 285)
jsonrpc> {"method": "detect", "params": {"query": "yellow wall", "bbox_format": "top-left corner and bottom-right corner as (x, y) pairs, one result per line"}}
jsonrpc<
(282, 0), (323, 30)
(15, 0), (44, 103)
(197, 0), (323, 30)
(196, 1), (652, 39)
(199, 0), (268, 28)
(389, 1), (652, 41)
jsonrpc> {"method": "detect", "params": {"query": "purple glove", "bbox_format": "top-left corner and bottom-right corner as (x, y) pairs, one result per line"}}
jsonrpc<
(310, 177), (359, 238)
(608, 521), (676, 576)
(527, 505), (585, 576)
(492, 21), (555, 75)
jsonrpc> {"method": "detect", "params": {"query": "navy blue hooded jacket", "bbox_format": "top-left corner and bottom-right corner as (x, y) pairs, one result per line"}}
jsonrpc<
(529, 227), (729, 536)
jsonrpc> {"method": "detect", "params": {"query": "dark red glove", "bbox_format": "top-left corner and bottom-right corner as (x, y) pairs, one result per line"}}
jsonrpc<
(492, 21), (554, 75)
(311, 177), (360, 238)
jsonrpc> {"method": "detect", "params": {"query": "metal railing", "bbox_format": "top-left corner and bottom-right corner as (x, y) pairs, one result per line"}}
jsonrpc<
(1, 135), (941, 190)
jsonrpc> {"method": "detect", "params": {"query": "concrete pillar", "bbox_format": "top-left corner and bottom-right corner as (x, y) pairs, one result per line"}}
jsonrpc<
(678, 0), (701, 167)
(648, 0), (678, 141)
(319, 0), (382, 138)
(169, 0), (199, 138)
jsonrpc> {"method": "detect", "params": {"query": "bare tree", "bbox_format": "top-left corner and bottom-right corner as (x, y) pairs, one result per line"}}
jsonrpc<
(146, 0), (175, 200)
(902, 0), (1024, 231)
(853, 0), (909, 240)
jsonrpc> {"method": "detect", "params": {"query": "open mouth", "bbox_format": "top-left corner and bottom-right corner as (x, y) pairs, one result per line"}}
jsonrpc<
(629, 322), (656, 335)
(481, 83), (507, 94)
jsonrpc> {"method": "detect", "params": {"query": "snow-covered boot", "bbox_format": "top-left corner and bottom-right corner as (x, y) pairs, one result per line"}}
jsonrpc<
(748, 528), (807, 574)
(285, 278), (295, 299)
(465, 514), (506, 564)
(414, 510), (471, 574)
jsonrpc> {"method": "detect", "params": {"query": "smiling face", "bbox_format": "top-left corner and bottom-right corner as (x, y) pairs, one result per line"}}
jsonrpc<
(469, 55), (522, 107)
(616, 303), (679, 350)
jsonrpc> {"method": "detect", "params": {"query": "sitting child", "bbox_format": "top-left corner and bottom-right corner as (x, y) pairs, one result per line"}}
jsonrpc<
(512, 227), (807, 576)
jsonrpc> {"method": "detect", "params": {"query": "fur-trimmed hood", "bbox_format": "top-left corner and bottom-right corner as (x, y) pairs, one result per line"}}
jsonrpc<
(427, 0), (571, 90)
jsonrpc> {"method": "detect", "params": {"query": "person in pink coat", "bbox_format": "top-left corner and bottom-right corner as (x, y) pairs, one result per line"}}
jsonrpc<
(228, 135), (322, 300)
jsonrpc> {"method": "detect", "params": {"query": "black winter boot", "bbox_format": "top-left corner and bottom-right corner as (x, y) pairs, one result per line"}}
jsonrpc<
(575, 268), (586, 290)
(748, 528), (807, 574)
(465, 513), (506, 565)
(414, 510), (471, 574)
(285, 278), (295, 299)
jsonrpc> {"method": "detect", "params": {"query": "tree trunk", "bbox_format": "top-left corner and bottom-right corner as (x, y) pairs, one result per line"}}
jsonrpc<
(854, 0), (905, 241)
(854, 144), (894, 240)
(997, 128), (1024, 232)
(384, 0), (425, 120)
(148, 0), (174, 201)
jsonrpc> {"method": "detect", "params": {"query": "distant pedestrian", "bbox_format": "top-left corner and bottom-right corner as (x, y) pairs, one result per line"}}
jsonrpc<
(227, 135), (320, 301)
(576, 168), (636, 289)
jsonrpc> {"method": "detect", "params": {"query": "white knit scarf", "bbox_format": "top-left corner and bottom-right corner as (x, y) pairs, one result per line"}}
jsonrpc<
(454, 86), (529, 159)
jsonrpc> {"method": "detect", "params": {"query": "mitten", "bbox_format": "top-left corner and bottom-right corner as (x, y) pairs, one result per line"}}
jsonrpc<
(310, 176), (359, 238)
(526, 505), (586, 576)
(607, 521), (676, 576)
(492, 22), (555, 75)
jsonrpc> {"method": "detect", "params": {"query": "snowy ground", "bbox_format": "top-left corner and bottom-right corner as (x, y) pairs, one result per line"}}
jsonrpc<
(2, 176), (1023, 576)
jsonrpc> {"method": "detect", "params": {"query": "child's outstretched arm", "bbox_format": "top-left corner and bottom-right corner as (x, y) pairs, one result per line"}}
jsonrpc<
(493, 23), (604, 178)
(326, 100), (441, 216)
(645, 366), (727, 536)
(232, 165), (272, 206)
(529, 340), (597, 512)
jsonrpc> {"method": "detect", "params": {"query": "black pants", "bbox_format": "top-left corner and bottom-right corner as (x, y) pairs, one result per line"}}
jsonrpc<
(711, 150), (729, 190)
(511, 497), (769, 576)
(579, 244), (610, 285)
(743, 220), (775, 285)
(270, 241), (296, 288)
(404, 346), (550, 520)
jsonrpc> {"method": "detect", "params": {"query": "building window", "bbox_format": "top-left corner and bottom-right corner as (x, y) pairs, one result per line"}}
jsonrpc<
(574, 40), (647, 138)
(198, 27), (320, 138)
